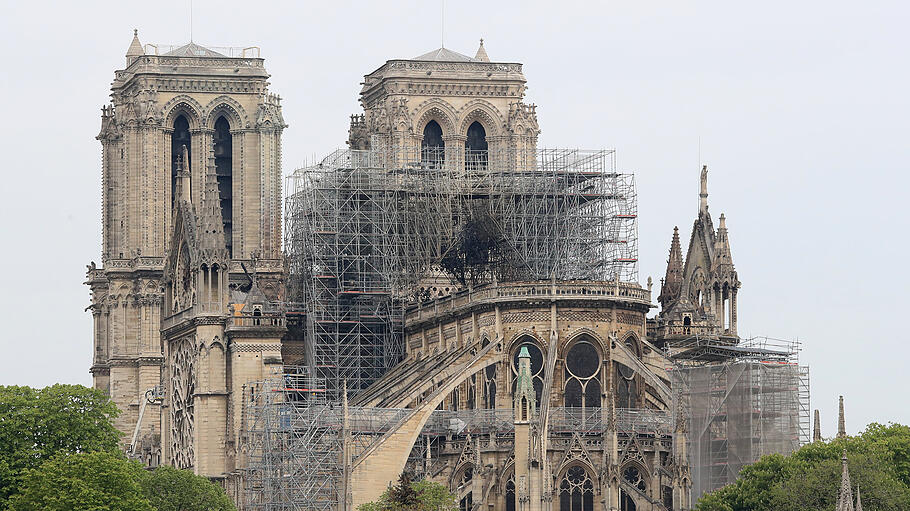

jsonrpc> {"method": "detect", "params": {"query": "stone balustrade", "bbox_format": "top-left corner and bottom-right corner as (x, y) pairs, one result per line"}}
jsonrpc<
(406, 280), (650, 326)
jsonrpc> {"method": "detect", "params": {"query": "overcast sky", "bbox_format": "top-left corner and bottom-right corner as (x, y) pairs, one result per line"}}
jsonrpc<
(1, 0), (907, 436)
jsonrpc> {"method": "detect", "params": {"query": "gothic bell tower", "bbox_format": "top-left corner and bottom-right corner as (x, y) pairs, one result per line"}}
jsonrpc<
(87, 30), (286, 447)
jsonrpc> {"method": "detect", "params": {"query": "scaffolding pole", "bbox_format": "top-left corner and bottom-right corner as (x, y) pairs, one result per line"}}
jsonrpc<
(668, 337), (810, 502)
(284, 147), (638, 398)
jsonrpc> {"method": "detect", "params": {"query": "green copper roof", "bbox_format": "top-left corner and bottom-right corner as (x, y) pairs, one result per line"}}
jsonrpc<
(519, 346), (530, 358)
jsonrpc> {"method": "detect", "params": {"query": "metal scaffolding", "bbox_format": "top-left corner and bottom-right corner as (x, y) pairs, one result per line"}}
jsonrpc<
(284, 147), (638, 397)
(668, 337), (810, 502)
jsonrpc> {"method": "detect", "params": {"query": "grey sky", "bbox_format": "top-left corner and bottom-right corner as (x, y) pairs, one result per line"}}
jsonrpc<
(1, 0), (907, 437)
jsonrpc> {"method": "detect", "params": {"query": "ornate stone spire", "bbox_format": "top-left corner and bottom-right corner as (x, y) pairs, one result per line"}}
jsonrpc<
(699, 164), (709, 214)
(198, 143), (228, 260)
(712, 214), (734, 272)
(658, 226), (683, 309)
(813, 409), (822, 442)
(474, 38), (490, 62)
(855, 487), (863, 511)
(175, 145), (191, 205)
(126, 29), (143, 66)
(513, 345), (536, 422)
(836, 451), (855, 511)
(838, 395), (847, 439)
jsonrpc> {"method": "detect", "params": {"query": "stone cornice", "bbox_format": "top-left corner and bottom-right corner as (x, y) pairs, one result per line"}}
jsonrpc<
(229, 342), (283, 353)
(89, 365), (110, 376)
(108, 358), (140, 368)
(404, 281), (651, 332)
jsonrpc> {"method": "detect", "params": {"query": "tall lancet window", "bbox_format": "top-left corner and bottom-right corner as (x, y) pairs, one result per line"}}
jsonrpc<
(421, 120), (444, 167)
(213, 116), (233, 257)
(465, 121), (488, 170)
(171, 115), (191, 208)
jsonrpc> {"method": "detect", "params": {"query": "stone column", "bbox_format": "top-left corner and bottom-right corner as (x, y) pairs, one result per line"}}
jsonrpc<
(442, 134), (466, 175)
(230, 129), (244, 258)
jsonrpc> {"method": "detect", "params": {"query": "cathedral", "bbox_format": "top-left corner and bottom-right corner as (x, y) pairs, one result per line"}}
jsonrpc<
(87, 30), (804, 511)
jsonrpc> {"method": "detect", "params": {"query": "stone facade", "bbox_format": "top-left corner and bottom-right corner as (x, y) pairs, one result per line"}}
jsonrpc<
(87, 31), (286, 480)
(348, 281), (690, 511)
(88, 36), (706, 511)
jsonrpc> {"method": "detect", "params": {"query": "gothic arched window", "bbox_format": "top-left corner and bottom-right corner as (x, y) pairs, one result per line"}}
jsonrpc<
(624, 335), (640, 359)
(422, 120), (445, 166)
(465, 121), (488, 170)
(483, 363), (497, 409)
(505, 475), (516, 511)
(559, 466), (594, 511)
(213, 115), (233, 257)
(615, 362), (638, 408)
(621, 466), (647, 511)
(564, 339), (602, 410)
(171, 115), (191, 208)
(511, 340), (544, 408)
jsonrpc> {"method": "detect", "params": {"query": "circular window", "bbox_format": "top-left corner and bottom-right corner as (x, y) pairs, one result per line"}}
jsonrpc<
(566, 342), (599, 378)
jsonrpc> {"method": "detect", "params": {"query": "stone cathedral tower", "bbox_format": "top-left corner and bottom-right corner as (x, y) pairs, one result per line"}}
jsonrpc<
(86, 30), (286, 473)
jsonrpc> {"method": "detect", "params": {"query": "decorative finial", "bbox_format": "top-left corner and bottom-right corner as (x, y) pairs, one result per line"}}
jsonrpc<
(699, 165), (709, 213)
(474, 37), (490, 62)
(134, 29), (138, 36)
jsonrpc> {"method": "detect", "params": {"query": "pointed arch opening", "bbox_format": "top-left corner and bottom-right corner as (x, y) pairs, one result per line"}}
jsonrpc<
(213, 115), (233, 257)
(421, 120), (445, 167)
(564, 337), (602, 411)
(558, 465), (595, 511)
(171, 115), (191, 209)
(465, 121), (488, 170)
(614, 362), (638, 408)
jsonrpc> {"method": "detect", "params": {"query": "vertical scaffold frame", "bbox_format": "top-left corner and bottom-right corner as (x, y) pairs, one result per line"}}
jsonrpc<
(284, 147), (638, 397)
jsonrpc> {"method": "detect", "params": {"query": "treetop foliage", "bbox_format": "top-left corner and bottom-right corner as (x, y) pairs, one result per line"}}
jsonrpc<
(0, 384), (121, 506)
(358, 473), (457, 511)
(0, 384), (235, 511)
(696, 422), (910, 511)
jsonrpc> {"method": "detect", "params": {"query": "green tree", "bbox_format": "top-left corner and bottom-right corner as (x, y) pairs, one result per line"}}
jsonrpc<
(0, 384), (120, 506)
(696, 422), (910, 511)
(7, 451), (153, 511)
(141, 465), (235, 511)
(359, 473), (457, 511)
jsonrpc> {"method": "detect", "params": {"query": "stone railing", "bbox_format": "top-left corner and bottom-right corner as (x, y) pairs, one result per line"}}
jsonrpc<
(649, 323), (717, 339)
(226, 313), (286, 329)
(423, 409), (514, 435)
(101, 257), (165, 271)
(406, 280), (650, 325)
